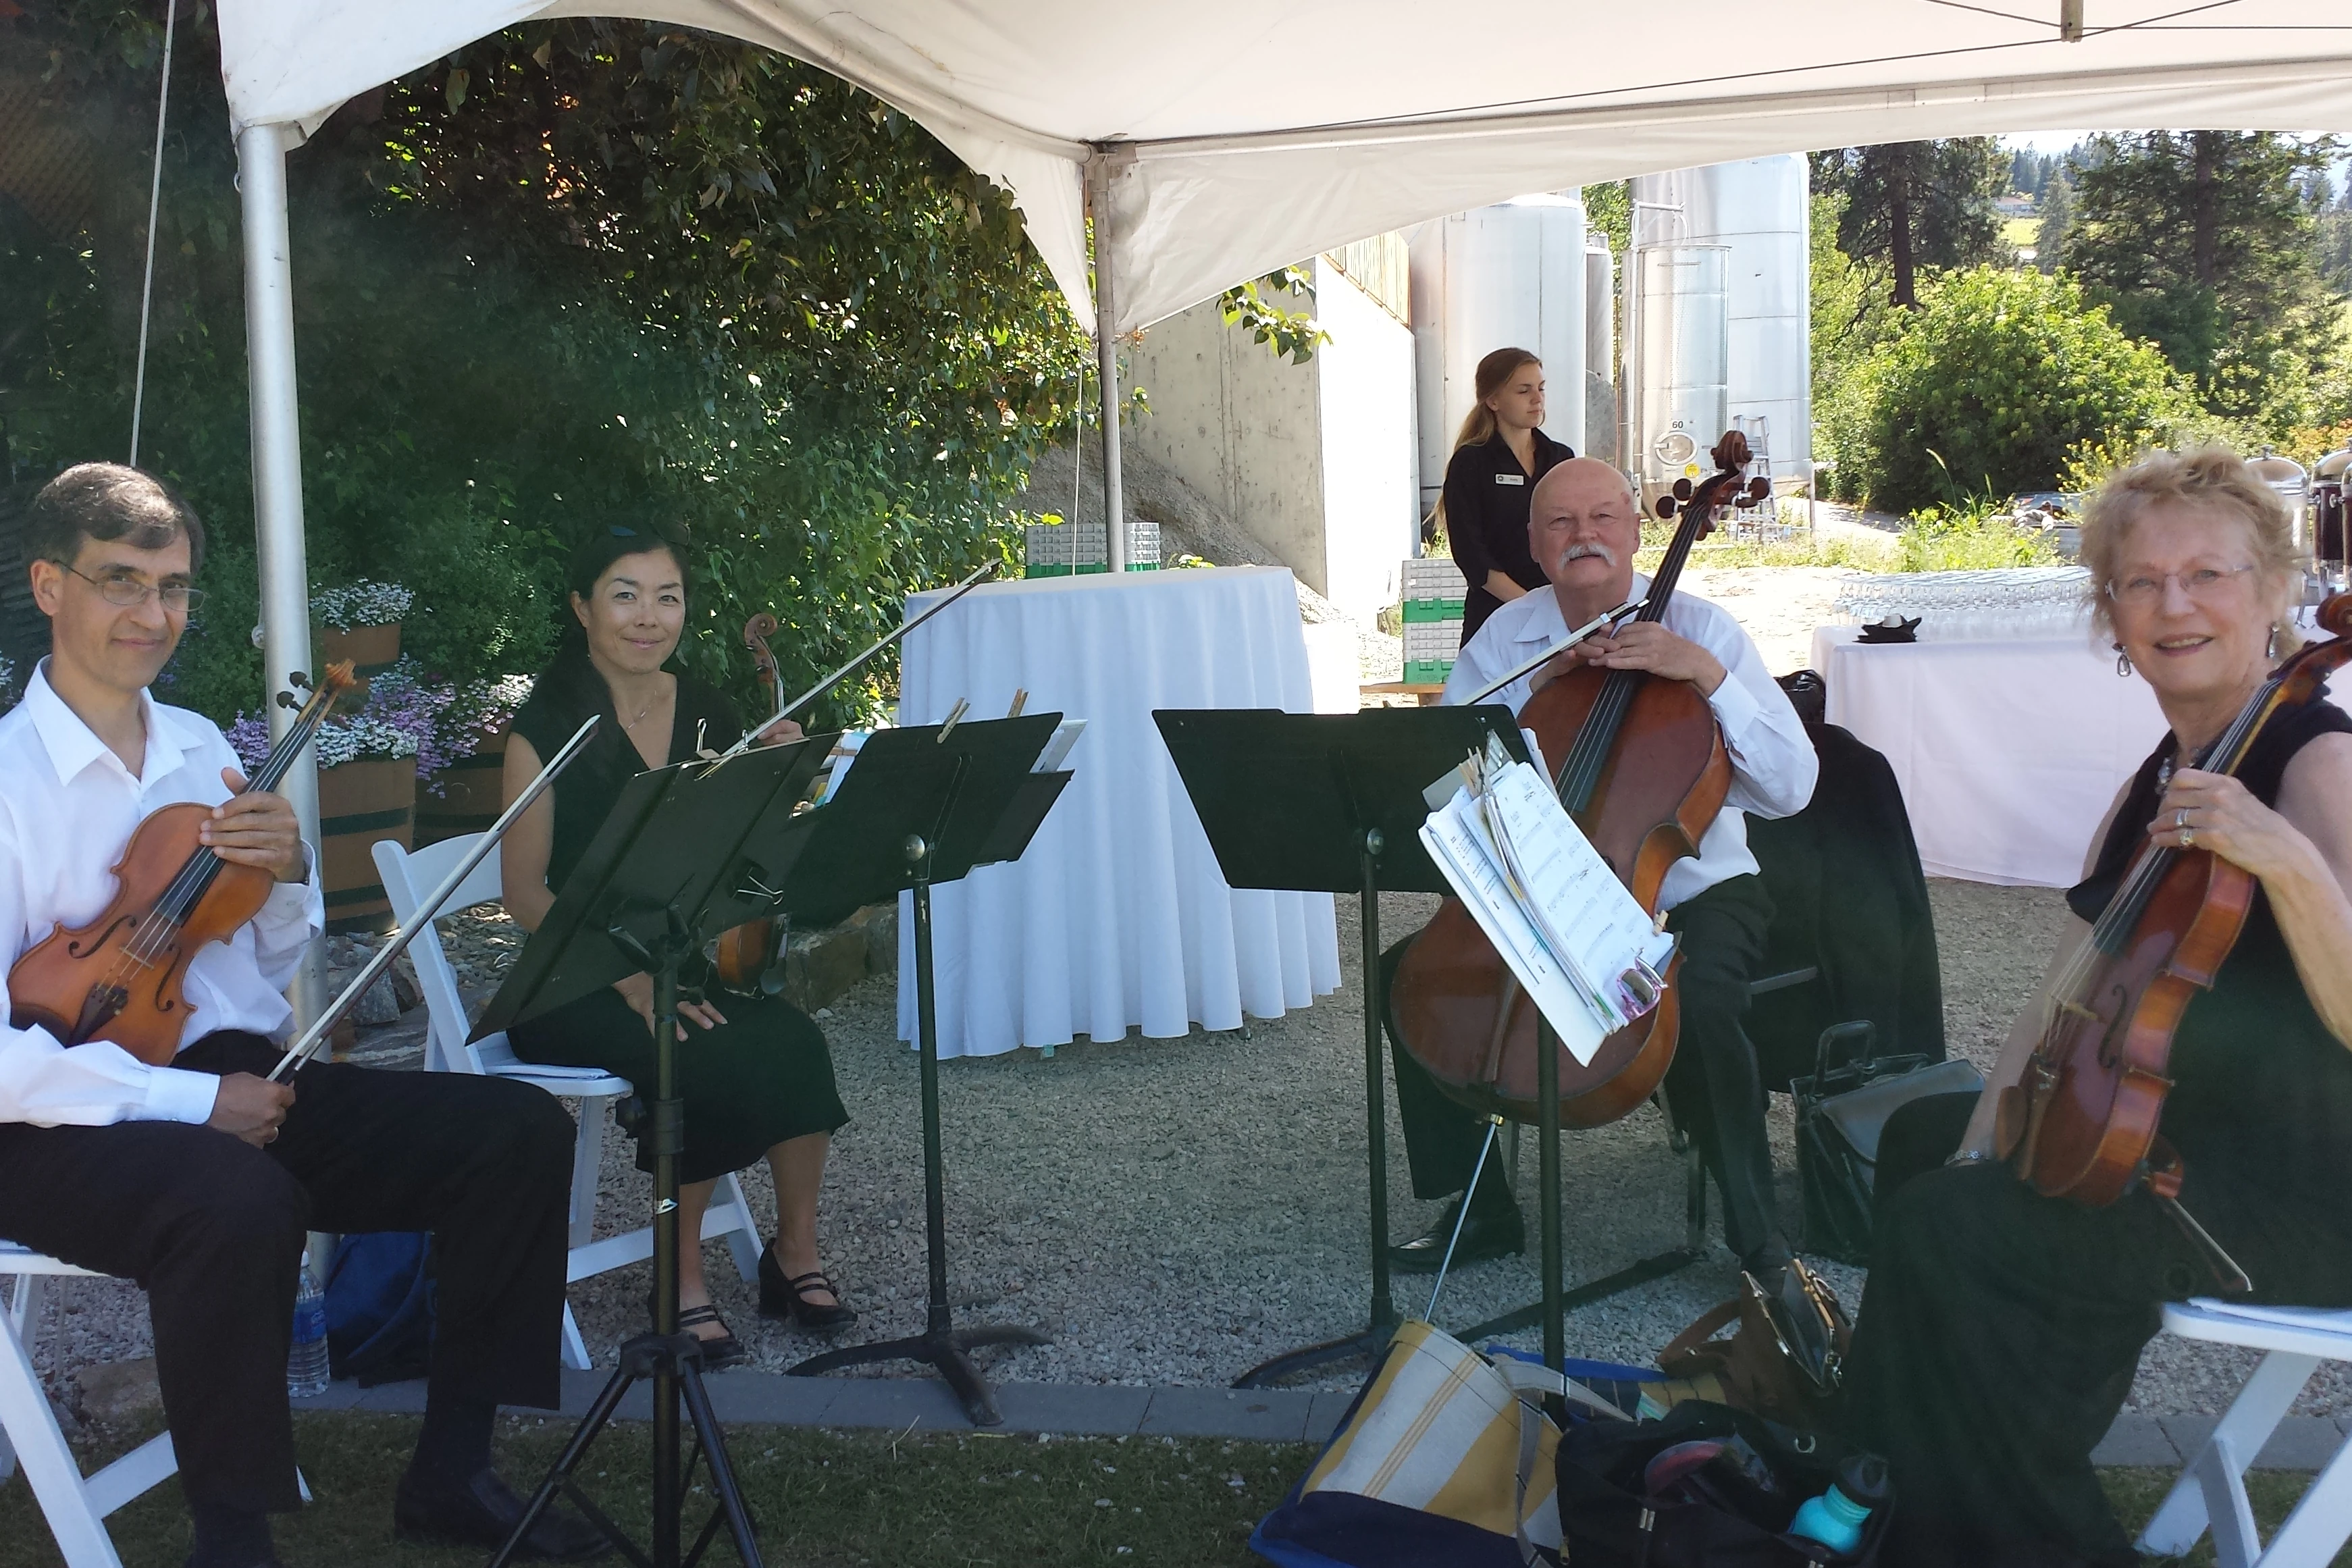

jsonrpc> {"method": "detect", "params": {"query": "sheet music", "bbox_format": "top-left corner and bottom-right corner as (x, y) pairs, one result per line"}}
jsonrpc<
(1036, 718), (1086, 773)
(1416, 737), (1675, 1064)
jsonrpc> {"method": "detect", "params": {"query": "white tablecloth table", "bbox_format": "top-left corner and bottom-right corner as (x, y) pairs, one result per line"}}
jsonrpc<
(894, 566), (1341, 1057)
(1809, 625), (2168, 887)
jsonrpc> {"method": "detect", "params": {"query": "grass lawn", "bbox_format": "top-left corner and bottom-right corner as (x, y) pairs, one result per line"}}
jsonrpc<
(1, 1411), (2345, 1566)
(2005, 215), (2043, 249)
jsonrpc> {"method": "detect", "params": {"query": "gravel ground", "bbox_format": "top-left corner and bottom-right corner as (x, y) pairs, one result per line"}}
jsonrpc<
(23, 877), (2326, 1419)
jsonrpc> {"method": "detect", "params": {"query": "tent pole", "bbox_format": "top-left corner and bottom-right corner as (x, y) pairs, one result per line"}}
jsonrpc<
(238, 120), (326, 1028)
(1087, 151), (1125, 573)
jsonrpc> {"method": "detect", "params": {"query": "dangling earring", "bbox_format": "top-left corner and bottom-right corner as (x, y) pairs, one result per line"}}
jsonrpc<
(2114, 642), (2133, 677)
(2267, 624), (2280, 660)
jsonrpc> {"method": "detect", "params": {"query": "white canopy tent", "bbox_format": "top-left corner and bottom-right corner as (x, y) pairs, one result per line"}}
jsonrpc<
(207, 0), (2352, 1012)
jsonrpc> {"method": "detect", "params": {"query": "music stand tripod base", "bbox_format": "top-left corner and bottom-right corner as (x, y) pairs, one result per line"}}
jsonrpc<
(783, 783), (1057, 1428)
(494, 911), (765, 1568)
(783, 838), (1049, 1426)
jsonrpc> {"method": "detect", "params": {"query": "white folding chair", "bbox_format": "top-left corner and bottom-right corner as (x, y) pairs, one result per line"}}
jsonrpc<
(2137, 1298), (2352, 1568)
(1, 1247), (178, 1568)
(375, 836), (763, 1371)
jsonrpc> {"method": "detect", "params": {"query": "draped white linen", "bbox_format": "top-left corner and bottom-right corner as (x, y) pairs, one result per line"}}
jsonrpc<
(894, 567), (1340, 1057)
(1810, 626), (2168, 888)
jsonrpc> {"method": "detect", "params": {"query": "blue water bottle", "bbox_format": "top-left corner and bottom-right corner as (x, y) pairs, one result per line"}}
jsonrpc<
(1789, 1454), (1889, 1557)
(287, 1261), (330, 1399)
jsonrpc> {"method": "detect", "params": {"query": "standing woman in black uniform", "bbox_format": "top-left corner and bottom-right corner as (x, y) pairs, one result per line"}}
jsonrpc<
(1438, 346), (1576, 642)
(1837, 449), (2352, 1568)
(499, 522), (857, 1366)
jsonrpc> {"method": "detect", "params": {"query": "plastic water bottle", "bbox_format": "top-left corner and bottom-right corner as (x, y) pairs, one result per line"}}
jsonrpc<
(1789, 1455), (1889, 1557)
(287, 1262), (330, 1399)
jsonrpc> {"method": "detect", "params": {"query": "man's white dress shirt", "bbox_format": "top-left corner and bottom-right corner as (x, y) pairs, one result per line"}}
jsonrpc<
(1442, 577), (1818, 910)
(0, 662), (323, 1128)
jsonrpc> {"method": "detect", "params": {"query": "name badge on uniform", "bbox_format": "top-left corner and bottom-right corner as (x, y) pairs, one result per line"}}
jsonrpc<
(1494, 473), (1525, 486)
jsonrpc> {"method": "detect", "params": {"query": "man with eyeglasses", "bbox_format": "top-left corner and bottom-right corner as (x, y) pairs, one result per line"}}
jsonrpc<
(1381, 457), (1819, 1290)
(0, 464), (604, 1565)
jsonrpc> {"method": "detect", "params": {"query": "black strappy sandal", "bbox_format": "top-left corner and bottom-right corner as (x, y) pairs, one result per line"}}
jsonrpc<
(673, 1303), (752, 1369)
(758, 1242), (856, 1333)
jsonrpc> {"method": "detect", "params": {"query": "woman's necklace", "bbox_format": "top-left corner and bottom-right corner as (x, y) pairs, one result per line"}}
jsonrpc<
(617, 677), (669, 733)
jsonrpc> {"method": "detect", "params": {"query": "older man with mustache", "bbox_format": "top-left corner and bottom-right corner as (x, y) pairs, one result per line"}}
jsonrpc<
(1384, 457), (1819, 1287)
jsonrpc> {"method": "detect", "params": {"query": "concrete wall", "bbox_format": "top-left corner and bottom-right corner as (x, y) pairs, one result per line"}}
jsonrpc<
(1124, 259), (1416, 622)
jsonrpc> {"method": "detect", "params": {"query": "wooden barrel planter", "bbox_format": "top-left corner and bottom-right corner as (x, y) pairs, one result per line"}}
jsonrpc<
(315, 621), (400, 701)
(319, 756), (415, 934)
(415, 731), (507, 847)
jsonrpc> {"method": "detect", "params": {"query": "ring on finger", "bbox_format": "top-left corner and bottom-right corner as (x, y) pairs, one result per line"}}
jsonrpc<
(2174, 806), (2191, 830)
(2181, 825), (2197, 850)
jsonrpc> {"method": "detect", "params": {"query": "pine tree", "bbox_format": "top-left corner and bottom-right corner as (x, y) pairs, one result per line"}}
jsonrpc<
(1810, 140), (2012, 307)
(2035, 171), (2074, 275)
(2062, 131), (2340, 431)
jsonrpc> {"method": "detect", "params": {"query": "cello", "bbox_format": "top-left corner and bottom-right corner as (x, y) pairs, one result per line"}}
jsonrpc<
(9, 663), (356, 1064)
(2000, 592), (2352, 1218)
(1388, 432), (1769, 1127)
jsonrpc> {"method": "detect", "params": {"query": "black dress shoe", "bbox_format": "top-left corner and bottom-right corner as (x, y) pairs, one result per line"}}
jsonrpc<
(1387, 1196), (1525, 1274)
(394, 1465), (610, 1560)
(758, 1238), (856, 1333)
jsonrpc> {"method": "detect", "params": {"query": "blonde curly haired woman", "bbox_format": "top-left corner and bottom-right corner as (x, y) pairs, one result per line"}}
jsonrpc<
(1835, 449), (2352, 1568)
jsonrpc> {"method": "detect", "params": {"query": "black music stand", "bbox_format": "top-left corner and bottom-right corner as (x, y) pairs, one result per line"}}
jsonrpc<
(1153, 705), (1528, 1386)
(779, 716), (1072, 1426)
(475, 735), (829, 1568)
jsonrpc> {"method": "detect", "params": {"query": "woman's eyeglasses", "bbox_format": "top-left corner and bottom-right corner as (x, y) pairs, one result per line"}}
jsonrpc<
(2106, 564), (2257, 610)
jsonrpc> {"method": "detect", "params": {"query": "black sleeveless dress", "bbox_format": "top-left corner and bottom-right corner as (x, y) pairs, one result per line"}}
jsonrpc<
(505, 650), (848, 1184)
(1839, 689), (2352, 1568)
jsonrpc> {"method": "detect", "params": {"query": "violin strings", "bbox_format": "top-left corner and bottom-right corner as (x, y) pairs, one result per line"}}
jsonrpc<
(2048, 669), (2284, 1021)
(105, 701), (330, 986)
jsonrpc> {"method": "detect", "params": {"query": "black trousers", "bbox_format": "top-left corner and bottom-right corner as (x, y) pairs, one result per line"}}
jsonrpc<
(1846, 1092), (2197, 1568)
(0, 1033), (575, 1514)
(1384, 873), (1787, 1266)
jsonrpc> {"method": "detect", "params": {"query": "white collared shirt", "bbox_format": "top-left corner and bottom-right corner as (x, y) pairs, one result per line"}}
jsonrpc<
(1442, 577), (1818, 910)
(0, 662), (323, 1128)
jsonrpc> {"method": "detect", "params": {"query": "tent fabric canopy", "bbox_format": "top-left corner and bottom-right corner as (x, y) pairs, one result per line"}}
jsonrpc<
(216, 1), (2352, 336)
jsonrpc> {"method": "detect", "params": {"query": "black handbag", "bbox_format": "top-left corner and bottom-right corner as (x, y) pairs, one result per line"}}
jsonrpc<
(1556, 1399), (1892, 1567)
(1792, 1021), (1983, 1264)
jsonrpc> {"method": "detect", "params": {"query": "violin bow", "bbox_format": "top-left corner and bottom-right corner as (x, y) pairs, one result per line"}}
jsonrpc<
(709, 558), (1001, 766)
(267, 713), (602, 1082)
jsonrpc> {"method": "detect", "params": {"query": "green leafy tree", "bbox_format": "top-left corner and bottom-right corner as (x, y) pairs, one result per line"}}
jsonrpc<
(1582, 182), (1631, 262)
(1216, 267), (1330, 363)
(1840, 266), (2183, 511)
(1, 7), (1089, 725)
(1810, 140), (2012, 307)
(2062, 131), (2341, 435)
(1808, 192), (1893, 501)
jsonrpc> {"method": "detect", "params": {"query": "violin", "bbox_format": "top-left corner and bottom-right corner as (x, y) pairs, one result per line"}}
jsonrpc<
(2000, 592), (2352, 1209)
(9, 663), (357, 1065)
(712, 612), (789, 995)
(1388, 432), (1767, 1128)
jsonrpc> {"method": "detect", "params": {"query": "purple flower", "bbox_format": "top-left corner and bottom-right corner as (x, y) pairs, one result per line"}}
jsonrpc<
(225, 713), (274, 775)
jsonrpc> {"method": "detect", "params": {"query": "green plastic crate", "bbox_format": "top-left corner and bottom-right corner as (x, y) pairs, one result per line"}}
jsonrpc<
(1404, 659), (1455, 684)
(1401, 598), (1467, 622)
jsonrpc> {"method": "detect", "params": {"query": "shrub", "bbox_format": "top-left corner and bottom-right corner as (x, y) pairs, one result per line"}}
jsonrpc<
(1842, 267), (2185, 512)
(1895, 500), (2064, 571)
